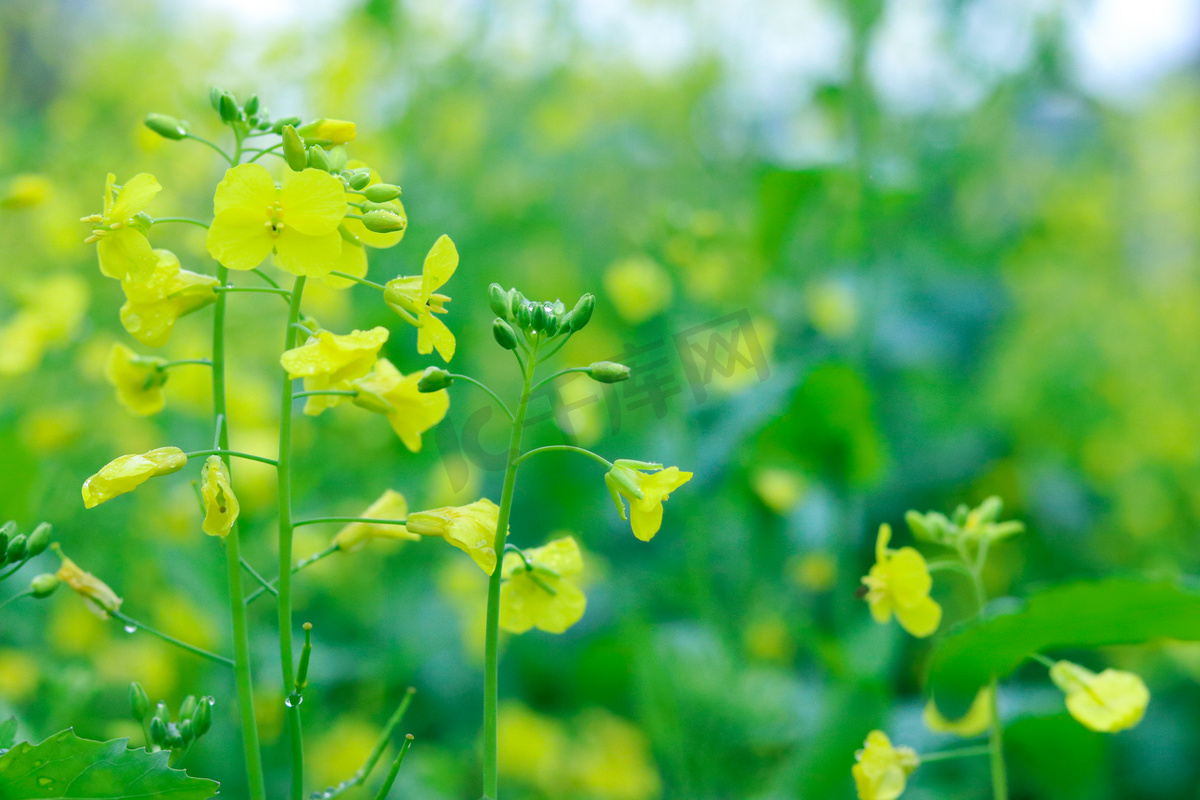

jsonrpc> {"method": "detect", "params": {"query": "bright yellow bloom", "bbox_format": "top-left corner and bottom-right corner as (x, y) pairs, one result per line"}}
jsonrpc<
(351, 358), (449, 451)
(500, 537), (587, 634)
(200, 456), (239, 537)
(315, 236), (369, 290)
(340, 160), (406, 250)
(923, 687), (993, 737)
(332, 490), (417, 552)
(104, 343), (166, 416)
(301, 118), (357, 145)
(605, 461), (693, 542)
(1049, 660), (1149, 733)
(383, 235), (457, 362)
(407, 498), (501, 573)
(120, 249), (218, 347)
(280, 326), (388, 416)
(206, 163), (347, 277)
(861, 524), (942, 638)
(1, 174), (52, 209)
(568, 709), (662, 800)
(82, 446), (187, 509)
(54, 547), (123, 618)
(82, 173), (161, 281)
(852, 731), (919, 800)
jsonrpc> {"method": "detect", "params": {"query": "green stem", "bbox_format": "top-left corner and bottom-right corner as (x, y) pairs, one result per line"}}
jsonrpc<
(244, 544), (338, 606)
(213, 263), (268, 800)
(528, 366), (588, 394)
(447, 374), (514, 421)
(322, 688), (417, 798)
(0, 560), (30, 581)
(216, 286), (294, 298)
(185, 449), (278, 467)
(161, 358), (213, 369)
(252, 268), (282, 290)
(293, 517), (407, 528)
(512, 444), (612, 469)
(372, 736), (414, 800)
(293, 389), (358, 399)
(1028, 653), (1056, 669)
(483, 340), (537, 799)
(278, 276), (308, 800)
(185, 133), (234, 166)
(247, 143), (285, 163)
(111, 609), (233, 667)
(0, 589), (33, 612)
(151, 216), (210, 229)
(964, 554), (1007, 800)
(240, 557), (278, 596)
(328, 270), (385, 291)
(920, 745), (992, 763)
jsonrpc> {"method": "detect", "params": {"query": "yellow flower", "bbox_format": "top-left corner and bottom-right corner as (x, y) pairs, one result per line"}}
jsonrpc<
(861, 524), (942, 638)
(300, 118), (357, 145)
(1, 174), (52, 209)
(923, 687), (993, 737)
(852, 731), (919, 800)
(603, 255), (674, 324)
(0, 275), (89, 376)
(1049, 660), (1149, 733)
(340, 160), (406, 250)
(500, 537), (587, 634)
(206, 163), (347, 277)
(120, 249), (218, 347)
(351, 358), (449, 451)
(605, 461), (693, 542)
(498, 701), (569, 792)
(407, 498), (501, 573)
(383, 234), (458, 362)
(280, 326), (389, 416)
(568, 709), (662, 800)
(54, 547), (123, 618)
(82, 173), (161, 281)
(200, 456), (239, 537)
(332, 490), (417, 552)
(82, 446), (187, 509)
(104, 343), (166, 416)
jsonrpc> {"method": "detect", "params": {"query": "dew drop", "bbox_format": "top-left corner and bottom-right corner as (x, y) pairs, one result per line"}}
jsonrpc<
(284, 693), (303, 708)
(123, 624), (137, 634)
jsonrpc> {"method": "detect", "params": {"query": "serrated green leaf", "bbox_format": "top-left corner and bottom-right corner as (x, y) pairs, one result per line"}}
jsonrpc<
(927, 578), (1200, 715)
(0, 729), (218, 800)
(0, 718), (16, 751)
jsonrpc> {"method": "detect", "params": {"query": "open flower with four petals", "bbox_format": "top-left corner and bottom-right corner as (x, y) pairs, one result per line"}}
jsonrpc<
(500, 537), (587, 634)
(280, 326), (389, 415)
(860, 524), (942, 638)
(83, 173), (161, 281)
(852, 730), (919, 800)
(604, 460), (693, 541)
(383, 234), (457, 361)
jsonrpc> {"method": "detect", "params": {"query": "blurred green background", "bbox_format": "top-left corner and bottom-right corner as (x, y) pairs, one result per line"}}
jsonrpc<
(3, 0), (1200, 797)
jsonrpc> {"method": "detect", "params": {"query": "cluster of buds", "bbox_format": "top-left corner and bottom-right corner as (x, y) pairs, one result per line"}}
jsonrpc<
(905, 496), (1024, 547)
(0, 520), (51, 574)
(130, 682), (214, 766)
(488, 284), (594, 345)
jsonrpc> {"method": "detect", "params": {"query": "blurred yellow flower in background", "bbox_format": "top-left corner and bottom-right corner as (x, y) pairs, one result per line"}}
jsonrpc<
(0, 274), (89, 375)
(407, 498), (501, 573)
(861, 524), (941, 638)
(603, 255), (673, 324)
(500, 536), (587, 634)
(806, 279), (861, 340)
(742, 614), (795, 664)
(0, 650), (41, 702)
(498, 701), (569, 793)
(1050, 660), (1149, 733)
(923, 687), (993, 737)
(568, 708), (662, 800)
(852, 730), (919, 800)
(332, 489), (415, 552)
(280, 326), (388, 416)
(788, 552), (838, 593)
(0, 173), (52, 209)
(104, 342), (167, 416)
(750, 466), (806, 514)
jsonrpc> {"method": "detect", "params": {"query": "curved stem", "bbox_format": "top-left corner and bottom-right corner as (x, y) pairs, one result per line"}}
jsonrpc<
(151, 216), (210, 229)
(294, 389), (357, 399)
(329, 271), (385, 291)
(1028, 652), (1056, 669)
(251, 268), (283, 290)
(448, 374), (514, 421)
(920, 745), (992, 763)
(322, 688), (417, 798)
(0, 560), (30, 582)
(513, 445), (612, 469)
(111, 609), (233, 667)
(161, 358), (213, 370)
(216, 286), (294, 298)
(213, 262), (268, 800)
(293, 517), (407, 528)
(372, 736), (414, 800)
(247, 143), (285, 163)
(185, 449), (278, 467)
(185, 133), (234, 166)
(0, 589), (33, 613)
(529, 366), (589, 395)
(244, 544), (338, 606)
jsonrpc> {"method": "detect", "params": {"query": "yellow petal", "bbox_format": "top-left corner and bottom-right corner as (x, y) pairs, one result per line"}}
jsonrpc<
(421, 235), (458, 297)
(207, 208), (274, 272)
(417, 311), (456, 362)
(273, 228), (342, 277)
(200, 456), (239, 537)
(894, 594), (941, 638)
(923, 687), (993, 737)
(630, 502), (663, 542)
(316, 240), (368, 290)
(332, 490), (415, 552)
(98, 228), (159, 281)
(212, 163), (277, 216)
(278, 168), (347, 235)
(500, 573), (586, 634)
(108, 173), (161, 220)
(104, 343), (165, 416)
(82, 447), (187, 509)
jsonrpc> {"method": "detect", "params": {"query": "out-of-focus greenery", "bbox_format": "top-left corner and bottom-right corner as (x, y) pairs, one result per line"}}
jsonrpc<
(2, 0), (1200, 798)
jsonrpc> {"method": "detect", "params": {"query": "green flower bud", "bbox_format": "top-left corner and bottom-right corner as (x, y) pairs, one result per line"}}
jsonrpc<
(30, 573), (60, 599)
(508, 289), (526, 312)
(271, 115), (302, 134)
(326, 145), (348, 173)
(179, 695), (197, 721)
(282, 125), (307, 171)
(0, 521), (16, 539)
(363, 183), (402, 203)
(130, 212), (153, 234)
(178, 719), (194, 743)
(542, 303), (560, 335)
(488, 284), (511, 319)
(217, 92), (239, 123)
(243, 95), (260, 116)
(531, 302), (549, 331)
(515, 300), (532, 329)
(569, 294), (595, 332)
(26, 522), (51, 557)
(143, 113), (187, 141)
(587, 361), (631, 384)
(149, 716), (168, 747)
(154, 701), (170, 724)
(306, 145), (331, 172)
(129, 682), (150, 722)
(417, 367), (454, 393)
(5, 534), (27, 564)
(0, 529), (10, 563)
(493, 318), (518, 350)
(192, 697), (213, 737)
(347, 171), (372, 191)
(361, 209), (407, 234)
(209, 87), (223, 111)
(361, 201), (396, 213)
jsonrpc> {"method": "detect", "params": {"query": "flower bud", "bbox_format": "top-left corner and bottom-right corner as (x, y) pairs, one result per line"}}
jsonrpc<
(347, 171), (372, 191)
(587, 361), (631, 384)
(179, 695), (197, 721)
(217, 92), (239, 123)
(143, 113), (187, 141)
(418, 367), (454, 393)
(5, 534), (27, 564)
(154, 701), (170, 725)
(297, 118), (357, 145)
(26, 522), (51, 557)
(363, 183), (402, 203)
(30, 573), (60, 599)
(192, 698), (213, 737)
(569, 294), (595, 332)
(488, 284), (511, 319)
(361, 209), (407, 234)
(271, 115), (302, 133)
(530, 302), (548, 331)
(326, 145), (348, 173)
(129, 682), (150, 722)
(149, 717), (168, 747)
(282, 125), (307, 172)
(243, 95), (260, 116)
(515, 301), (532, 329)
(209, 86), (223, 111)
(542, 303), (560, 335)
(178, 718), (194, 743)
(0, 526), (10, 562)
(493, 318), (518, 350)
(306, 145), (331, 172)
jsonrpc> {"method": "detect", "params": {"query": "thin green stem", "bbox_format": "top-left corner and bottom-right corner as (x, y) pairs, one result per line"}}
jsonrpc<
(185, 449), (278, 467)
(185, 133), (234, 166)
(329, 270), (385, 291)
(161, 358), (213, 370)
(371, 736), (414, 800)
(483, 340), (538, 799)
(293, 517), (407, 528)
(0, 589), (33, 612)
(252, 268), (283, 290)
(0, 560), (29, 581)
(278, 276), (308, 800)
(110, 610), (233, 667)
(447, 374), (514, 421)
(920, 745), (992, 763)
(322, 688), (417, 798)
(1028, 653), (1056, 669)
(529, 366), (588, 395)
(513, 445), (613, 469)
(247, 142), (285, 163)
(213, 262), (267, 800)
(151, 216), (210, 229)
(533, 332), (572, 364)
(963, 552), (1008, 800)
(240, 557), (278, 596)
(216, 286), (294, 298)
(244, 545), (339, 606)
(293, 389), (358, 399)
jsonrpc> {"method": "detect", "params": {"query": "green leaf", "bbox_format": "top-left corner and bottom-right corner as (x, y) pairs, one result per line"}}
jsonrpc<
(0, 718), (16, 750)
(0, 729), (218, 800)
(928, 578), (1200, 713)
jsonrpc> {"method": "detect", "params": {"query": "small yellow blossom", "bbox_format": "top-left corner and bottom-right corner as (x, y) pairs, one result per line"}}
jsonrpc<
(351, 358), (449, 451)
(200, 456), (239, 537)
(1, 174), (52, 209)
(605, 461), (693, 542)
(383, 235), (458, 362)
(788, 552), (838, 593)
(750, 466), (806, 514)
(0, 650), (41, 702)
(0, 275), (89, 375)
(500, 537), (587, 634)
(300, 118), (357, 145)
(568, 709), (662, 800)
(280, 326), (389, 415)
(206, 163), (347, 277)
(54, 546), (123, 618)
(104, 343), (166, 416)
(498, 701), (569, 792)
(806, 279), (861, 339)
(340, 160), (406, 250)
(332, 490), (417, 552)
(82, 446), (187, 509)
(923, 687), (993, 737)
(852, 730), (919, 800)
(603, 255), (674, 324)
(1049, 660), (1149, 733)
(120, 249), (218, 347)
(407, 498), (501, 573)
(83, 173), (161, 281)
(861, 524), (942, 638)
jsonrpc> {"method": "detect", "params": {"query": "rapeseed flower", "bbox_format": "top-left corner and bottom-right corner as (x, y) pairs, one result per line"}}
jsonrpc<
(351, 358), (449, 451)
(383, 234), (457, 362)
(0, 275), (89, 375)
(82, 446), (187, 509)
(104, 343), (166, 416)
(298, 118), (357, 145)
(280, 326), (388, 415)
(861, 524), (942, 638)
(206, 163), (347, 277)
(406, 498), (501, 573)
(82, 173), (161, 281)
(568, 709), (662, 800)
(119, 249), (218, 347)
(923, 687), (993, 737)
(1049, 660), (1149, 733)
(54, 546), (123, 618)
(200, 456), (239, 537)
(1, 174), (52, 209)
(498, 702), (569, 793)
(605, 461), (693, 541)
(332, 490), (416, 552)
(852, 730), (919, 800)
(500, 537), (586, 634)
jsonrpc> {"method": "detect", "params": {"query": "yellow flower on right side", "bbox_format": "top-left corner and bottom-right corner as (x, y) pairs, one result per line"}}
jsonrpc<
(406, 498), (501, 573)
(1049, 660), (1149, 733)
(860, 524), (941, 638)
(852, 730), (919, 800)
(605, 461), (692, 542)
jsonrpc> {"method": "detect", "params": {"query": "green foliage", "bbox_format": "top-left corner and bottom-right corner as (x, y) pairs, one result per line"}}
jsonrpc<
(0, 729), (218, 799)
(0, 718), (16, 751)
